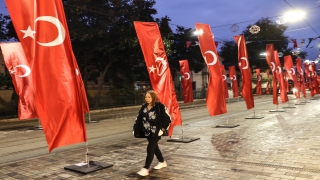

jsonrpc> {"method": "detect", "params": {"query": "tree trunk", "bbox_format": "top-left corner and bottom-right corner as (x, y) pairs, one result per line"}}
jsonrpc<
(83, 55), (88, 92)
(95, 60), (113, 108)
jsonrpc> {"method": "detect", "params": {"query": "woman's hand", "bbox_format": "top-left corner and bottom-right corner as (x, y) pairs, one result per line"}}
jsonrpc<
(158, 129), (163, 136)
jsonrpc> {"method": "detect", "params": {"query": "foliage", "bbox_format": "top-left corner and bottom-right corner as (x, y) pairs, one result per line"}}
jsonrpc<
(0, 14), (15, 41)
(63, 0), (158, 103)
(168, 26), (204, 73)
(0, 13), (15, 89)
(220, 17), (307, 72)
(0, 69), (14, 89)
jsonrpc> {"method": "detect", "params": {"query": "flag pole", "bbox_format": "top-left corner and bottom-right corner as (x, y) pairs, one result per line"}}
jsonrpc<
(283, 99), (296, 108)
(86, 112), (97, 123)
(215, 112), (240, 128)
(269, 104), (286, 112)
(245, 107), (264, 119)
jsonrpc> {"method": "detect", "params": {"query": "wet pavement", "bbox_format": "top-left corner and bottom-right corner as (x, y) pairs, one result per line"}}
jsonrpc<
(1, 95), (320, 179)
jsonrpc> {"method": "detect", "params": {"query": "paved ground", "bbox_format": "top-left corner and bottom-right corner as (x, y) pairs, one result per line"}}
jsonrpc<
(1, 95), (320, 179)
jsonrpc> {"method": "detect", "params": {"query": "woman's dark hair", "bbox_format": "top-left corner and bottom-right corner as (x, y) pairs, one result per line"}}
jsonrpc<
(145, 90), (159, 106)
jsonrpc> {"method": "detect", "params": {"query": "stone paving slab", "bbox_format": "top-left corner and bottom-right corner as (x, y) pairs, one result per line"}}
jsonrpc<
(1, 95), (320, 179)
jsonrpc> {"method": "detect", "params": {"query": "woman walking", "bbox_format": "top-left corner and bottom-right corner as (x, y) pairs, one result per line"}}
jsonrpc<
(133, 90), (171, 176)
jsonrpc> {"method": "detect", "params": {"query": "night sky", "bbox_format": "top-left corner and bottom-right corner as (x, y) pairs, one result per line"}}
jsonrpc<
(154, 0), (320, 60)
(0, 0), (319, 59)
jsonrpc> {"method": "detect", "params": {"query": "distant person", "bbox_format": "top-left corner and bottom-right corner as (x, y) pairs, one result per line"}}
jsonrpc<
(133, 90), (171, 176)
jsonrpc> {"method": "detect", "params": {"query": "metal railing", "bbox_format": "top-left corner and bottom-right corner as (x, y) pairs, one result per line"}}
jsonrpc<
(0, 90), (207, 120)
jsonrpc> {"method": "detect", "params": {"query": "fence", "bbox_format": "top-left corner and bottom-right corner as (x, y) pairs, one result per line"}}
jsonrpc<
(0, 90), (207, 120)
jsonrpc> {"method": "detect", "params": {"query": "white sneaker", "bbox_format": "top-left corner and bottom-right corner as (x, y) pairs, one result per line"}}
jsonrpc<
(137, 168), (149, 176)
(154, 161), (167, 170)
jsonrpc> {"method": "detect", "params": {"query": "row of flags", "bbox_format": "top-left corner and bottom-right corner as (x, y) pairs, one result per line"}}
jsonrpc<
(3, 1), (316, 152)
(134, 22), (256, 137)
(291, 37), (320, 48)
(185, 37), (320, 50)
(1, 0), (89, 152)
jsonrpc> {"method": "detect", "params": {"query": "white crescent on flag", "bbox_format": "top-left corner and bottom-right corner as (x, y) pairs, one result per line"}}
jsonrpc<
(203, 50), (217, 66)
(10, 65), (31, 77)
(257, 76), (261, 81)
(35, 16), (66, 47)
(271, 62), (276, 72)
(277, 66), (282, 74)
(222, 75), (226, 80)
(155, 57), (168, 76)
(240, 57), (248, 69)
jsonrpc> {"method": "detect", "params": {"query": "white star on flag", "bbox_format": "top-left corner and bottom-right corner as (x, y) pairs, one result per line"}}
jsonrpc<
(20, 26), (36, 39)
(148, 65), (156, 73)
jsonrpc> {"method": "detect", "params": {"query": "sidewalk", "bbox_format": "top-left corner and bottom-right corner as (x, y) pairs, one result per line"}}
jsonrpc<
(2, 95), (320, 179)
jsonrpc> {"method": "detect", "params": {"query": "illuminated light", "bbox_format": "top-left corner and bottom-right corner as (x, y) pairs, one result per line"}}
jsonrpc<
(194, 29), (203, 35)
(292, 88), (297, 93)
(283, 10), (305, 22)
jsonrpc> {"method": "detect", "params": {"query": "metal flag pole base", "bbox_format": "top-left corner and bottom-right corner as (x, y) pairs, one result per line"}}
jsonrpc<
(245, 108), (264, 119)
(304, 98), (311, 103)
(282, 101), (296, 109)
(295, 99), (305, 105)
(86, 113), (98, 123)
(215, 114), (240, 128)
(29, 119), (43, 130)
(167, 125), (200, 143)
(64, 142), (113, 174)
(269, 105), (285, 112)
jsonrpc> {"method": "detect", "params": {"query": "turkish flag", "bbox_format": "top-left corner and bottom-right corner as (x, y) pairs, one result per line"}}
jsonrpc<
(6, 0), (88, 152)
(311, 62), (319, 94)
(266, 69), (270, 94)
(0, 42), (38, 120)
(274, 50), (288, 103)
(234, 35), (254, 109)
(291, 39), (298, 49)
(304, 62), (311, 93)
(228, 66), (239, 98)
(179, 60), (194, 103)
(255, 69), (262, 95)
(265, 44), (278, 105)
(195, 23), (226, 116)
(296, 57), (306, 98)
(134, 21), (182, 136)
(215, 41), (219, 48)
(220, 65), (229, 98)
(284, 55), (299, 98)
(186, 41), (192, 49)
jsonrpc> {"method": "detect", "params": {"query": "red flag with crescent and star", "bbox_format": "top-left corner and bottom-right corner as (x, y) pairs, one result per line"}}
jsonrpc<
(311, 62), (319, 95)
(195, 23), (226, 116)
(296, 57), (306, 98)
(265, 69), (270, 94)
(255, 69), (262, 95)
(5, 0), (88, 152)
(265, 44), (278, 105)
(228, 66), (239, 98)
(134, 21), (182, 136)
(274, 50), (288, 103)
(284, 55), (299, 98)
(234, 35), (254, 109)
(220, 65), (229, 98)
(179, 60), (194, 103)
(0, 42), (38, 120)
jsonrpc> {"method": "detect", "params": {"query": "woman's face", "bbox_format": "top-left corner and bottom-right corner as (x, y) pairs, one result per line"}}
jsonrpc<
(145, 93), (153, 104)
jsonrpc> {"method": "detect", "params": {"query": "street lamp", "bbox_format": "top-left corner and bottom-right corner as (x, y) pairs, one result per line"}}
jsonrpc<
(283, 10), (305, 23)
(193, 29), (203, 36)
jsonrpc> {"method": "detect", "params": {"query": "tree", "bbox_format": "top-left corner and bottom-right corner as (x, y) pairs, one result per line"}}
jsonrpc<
(168, 26), (204, 73)
(0, 13), (16, 89)
(63, 0), (158, 107)
(220, 17), (307, 72)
